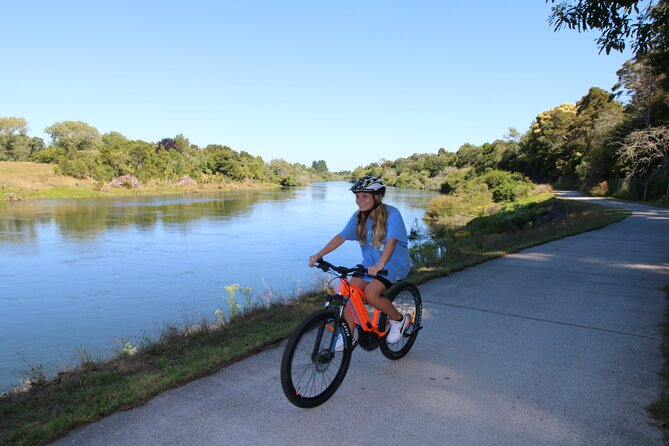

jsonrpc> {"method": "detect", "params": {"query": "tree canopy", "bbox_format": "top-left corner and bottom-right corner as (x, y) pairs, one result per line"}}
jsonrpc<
(548, 0), (660, 55)
(45, 121), (102, 153)
(548, 0), (669, 88)
(311, 160), (328, 174)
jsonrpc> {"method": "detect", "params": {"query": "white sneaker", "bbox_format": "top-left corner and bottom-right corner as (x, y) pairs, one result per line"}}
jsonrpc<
(386, 314), (410, 344)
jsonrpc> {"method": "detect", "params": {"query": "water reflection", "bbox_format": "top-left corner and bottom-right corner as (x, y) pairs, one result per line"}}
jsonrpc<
(0, 182), (436, 390)
(0, 189), (302, 244)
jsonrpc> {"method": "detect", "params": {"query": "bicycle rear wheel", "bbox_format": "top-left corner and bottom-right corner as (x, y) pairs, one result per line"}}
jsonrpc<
(280, 309), (352, 408)
(380, 282), (422, 360)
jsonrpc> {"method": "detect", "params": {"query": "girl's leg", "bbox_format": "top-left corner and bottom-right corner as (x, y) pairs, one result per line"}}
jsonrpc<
(342, 277), (367, 333)
(362, 279), (402, 321)
(343, 278), (402, 334)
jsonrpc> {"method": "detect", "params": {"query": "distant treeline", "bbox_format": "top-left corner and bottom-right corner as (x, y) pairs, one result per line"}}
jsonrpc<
(0, 120), (339, 187)
(1, 60), (668, 199)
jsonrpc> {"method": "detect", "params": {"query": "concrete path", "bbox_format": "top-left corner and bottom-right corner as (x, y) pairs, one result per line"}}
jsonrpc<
(52, 194), (669, 446)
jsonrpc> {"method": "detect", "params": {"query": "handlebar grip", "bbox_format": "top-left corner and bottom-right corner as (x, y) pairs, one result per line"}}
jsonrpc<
(316, 258), (339, 273)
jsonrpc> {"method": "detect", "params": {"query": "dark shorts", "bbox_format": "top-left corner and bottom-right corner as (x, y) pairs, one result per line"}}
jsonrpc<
(375, 275), (393, 289)
(354, 273), (393, 289)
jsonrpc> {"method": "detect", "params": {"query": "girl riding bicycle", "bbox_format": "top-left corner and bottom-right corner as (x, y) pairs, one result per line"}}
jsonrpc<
(308, 176), (411, 348)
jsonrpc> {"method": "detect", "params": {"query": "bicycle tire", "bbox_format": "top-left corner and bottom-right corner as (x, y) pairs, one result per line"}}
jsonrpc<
(280, 308), (352, 408)
(379, 282), (422, 360)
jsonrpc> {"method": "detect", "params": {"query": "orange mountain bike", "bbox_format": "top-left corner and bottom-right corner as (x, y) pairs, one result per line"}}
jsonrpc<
(280, 258), (422, 408)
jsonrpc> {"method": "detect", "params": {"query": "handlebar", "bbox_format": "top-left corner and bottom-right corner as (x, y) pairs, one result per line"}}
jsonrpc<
(315, 258), (388, 278)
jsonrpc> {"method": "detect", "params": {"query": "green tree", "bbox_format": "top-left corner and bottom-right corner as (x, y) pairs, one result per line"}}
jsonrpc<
(174, 134), (193, 153)
(268, 158), (320, 185)
(157, 137), (177, 152)
(522, 103), (577, 182)
(0, 117), (31, 161)
(240, 151), (269, 181)
(55, 151), (98, 178)
(480, 170), (533, 203)
(96, 146), (129, 180)
(455, 143), (481, 169)
(203, 145), (247, 180)
(548, 0), (658, 55)
(614, 59), (669, 126)
(311, 160), (328, 173)
(439, 168), (471, 195)
(406, 153), (450, 177)
(617, 125), (669, 200)
(351, 166), (367, 180)
(455, 142), (509, 174)
(45, 121), (102, 154)
(102, 131), (130, 150)
(566, 88), (625, 183)
(548, 1), (669, 87)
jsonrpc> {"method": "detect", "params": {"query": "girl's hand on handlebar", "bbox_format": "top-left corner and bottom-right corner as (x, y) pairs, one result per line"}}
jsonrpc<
(309, 254), (321, 267)
(367, 264), (385, 277)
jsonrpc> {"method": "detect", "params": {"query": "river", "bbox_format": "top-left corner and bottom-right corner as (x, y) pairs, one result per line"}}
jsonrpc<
(0, 182), (437, 390)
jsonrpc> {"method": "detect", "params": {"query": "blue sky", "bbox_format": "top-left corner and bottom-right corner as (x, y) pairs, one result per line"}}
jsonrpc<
(3, 1), (632, 172)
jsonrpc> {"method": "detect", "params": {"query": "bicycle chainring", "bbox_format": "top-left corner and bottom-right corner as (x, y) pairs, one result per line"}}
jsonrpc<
(357, 331), (380, 351)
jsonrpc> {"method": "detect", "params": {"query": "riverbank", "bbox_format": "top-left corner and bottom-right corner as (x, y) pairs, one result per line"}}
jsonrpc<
(0, 161), (282, 200)
(0, 196), (632, 446)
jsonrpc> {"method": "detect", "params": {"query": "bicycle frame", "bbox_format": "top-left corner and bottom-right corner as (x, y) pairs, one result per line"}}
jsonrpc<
(332, 277), (389, 338)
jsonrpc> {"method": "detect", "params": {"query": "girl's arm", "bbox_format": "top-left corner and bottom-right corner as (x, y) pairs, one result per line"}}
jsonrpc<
(309, 235), (345, 266)
(368, 238), (397, 276)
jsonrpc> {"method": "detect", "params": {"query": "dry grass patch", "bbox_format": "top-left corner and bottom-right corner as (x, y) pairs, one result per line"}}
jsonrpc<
(0, 162), (98, 198)
(0, 162), (95, 190)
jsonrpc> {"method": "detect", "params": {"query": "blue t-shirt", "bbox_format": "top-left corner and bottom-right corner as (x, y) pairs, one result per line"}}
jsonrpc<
(339, 204), (411, 283)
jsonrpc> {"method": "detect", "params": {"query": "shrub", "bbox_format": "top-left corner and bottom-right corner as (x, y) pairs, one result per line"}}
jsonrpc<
(425, 195), (465, 221)
(440, 169), (469, 195)
(590, 181), (609, 197)
(55, 155), (97, 179)
(31, 148), (65, 164)
(480, 170), (532, 203)
(280, 176), (299, 187)
(465, 198), (564, 235)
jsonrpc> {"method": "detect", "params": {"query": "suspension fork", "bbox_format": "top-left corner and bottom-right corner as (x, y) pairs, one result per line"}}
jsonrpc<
(311, 295), (347, 359)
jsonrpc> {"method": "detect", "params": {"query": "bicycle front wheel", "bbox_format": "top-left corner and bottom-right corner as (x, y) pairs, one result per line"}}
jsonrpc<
(280, 309), (352, 408)
(380, 282), (422, 360)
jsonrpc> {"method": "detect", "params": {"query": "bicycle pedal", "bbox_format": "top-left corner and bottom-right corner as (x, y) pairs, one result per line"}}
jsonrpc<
(404, 325), (422, 336)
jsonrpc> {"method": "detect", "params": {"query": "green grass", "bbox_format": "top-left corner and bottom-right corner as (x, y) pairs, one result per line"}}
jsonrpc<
(0, 195), (632, 446)
(407, 196), (630, 284)
(25, 187), (105, 199)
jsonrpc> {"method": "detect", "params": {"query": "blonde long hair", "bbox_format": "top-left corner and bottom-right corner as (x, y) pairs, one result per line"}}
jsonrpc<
(356, 195), (387, 248)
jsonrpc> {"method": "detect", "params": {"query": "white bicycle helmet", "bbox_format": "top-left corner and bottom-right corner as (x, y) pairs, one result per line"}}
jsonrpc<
(350, 176), (386, 196)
